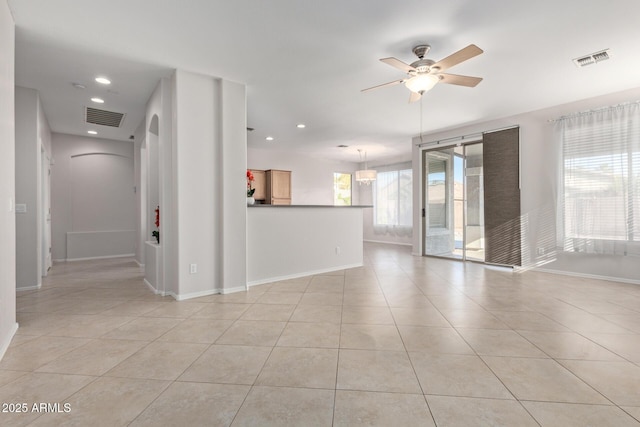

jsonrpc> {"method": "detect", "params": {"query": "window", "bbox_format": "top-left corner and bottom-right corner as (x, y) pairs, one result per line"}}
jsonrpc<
(560, 103), (640, 253)
(333, 172), (352, 205)
(374, 169), (412, 226)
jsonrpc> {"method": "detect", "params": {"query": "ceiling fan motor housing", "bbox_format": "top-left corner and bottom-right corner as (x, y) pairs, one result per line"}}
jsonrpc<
(410, 58), (436, 74)
(412, 44), (431, 59)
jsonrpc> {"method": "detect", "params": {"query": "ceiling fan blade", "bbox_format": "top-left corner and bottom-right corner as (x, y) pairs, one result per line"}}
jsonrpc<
(432, 44), (483, 72)
(438, 73), (483, 87)
(361, 79), (405, 92)
(409, 91), (422, 103)
(380, 57), (416, 73)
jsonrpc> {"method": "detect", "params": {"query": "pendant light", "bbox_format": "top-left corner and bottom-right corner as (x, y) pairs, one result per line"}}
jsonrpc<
(355, 149), (376, 185)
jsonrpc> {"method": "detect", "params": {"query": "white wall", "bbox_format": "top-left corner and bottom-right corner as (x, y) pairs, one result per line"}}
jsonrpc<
(15, 87), (38, 288)
(167, 70), (246, 299)
(173, 70), (218, 299)
(0, 0), (17, 359)
(247, 207), (364, 285)
(15, 87), (52, 290)
(133, 119), (145, 266)
(51, 133), (135, 260)
(412, 87), (640, 283)
(142, 77), (173, 295)
(248, 147), (360, 205)
(220, 79), (248, 294)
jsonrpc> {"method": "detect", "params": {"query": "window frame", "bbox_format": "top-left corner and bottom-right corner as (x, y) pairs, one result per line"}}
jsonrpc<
(373, 168), (413, 227)
(333, 172), (352, 206)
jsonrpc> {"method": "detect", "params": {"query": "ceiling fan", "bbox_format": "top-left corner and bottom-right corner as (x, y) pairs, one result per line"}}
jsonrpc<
(362, 44), (484, 103)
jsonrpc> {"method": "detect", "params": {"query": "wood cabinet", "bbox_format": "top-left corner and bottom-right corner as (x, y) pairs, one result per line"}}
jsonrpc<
(249, 169), (266, 201)
(265, 169), (291, 205)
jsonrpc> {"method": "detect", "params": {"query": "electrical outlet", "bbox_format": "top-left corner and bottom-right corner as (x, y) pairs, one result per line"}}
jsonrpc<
(190, 263), (197, 274)
(537, 247), (545, 256)
(335, 246), (341, 255)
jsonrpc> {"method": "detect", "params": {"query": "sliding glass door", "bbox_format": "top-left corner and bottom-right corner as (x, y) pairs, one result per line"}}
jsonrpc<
(423, 143), (485, 261)
(463, 143), (485, 261)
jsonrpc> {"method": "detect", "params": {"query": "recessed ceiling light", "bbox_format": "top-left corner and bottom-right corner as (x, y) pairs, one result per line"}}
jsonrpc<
(90, 97), (104, 104)
(87, 130), (97, 135)
(95, 77), (111, 85)
(296, 124), (306, 129)
(265, 136), (274, 141)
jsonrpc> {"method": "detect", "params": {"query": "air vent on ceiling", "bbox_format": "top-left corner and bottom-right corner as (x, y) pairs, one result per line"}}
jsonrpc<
(85, 107), (125, 127)
(573, 49), (611, 68)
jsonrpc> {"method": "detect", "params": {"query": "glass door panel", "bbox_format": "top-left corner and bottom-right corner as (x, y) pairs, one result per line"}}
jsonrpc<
(423, 142), (485, 262)
(464, 143), (485, 262)
(424, 148), (460, 258)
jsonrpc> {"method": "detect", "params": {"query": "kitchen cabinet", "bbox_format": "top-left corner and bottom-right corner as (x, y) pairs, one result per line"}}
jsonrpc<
(266, 169), (291, 205)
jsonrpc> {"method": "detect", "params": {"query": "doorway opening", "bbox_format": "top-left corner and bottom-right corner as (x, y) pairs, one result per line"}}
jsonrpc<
(423, 141), (485, 262)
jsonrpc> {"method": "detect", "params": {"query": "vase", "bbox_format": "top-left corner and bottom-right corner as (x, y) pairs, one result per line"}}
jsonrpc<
(247, 196), (255, 205)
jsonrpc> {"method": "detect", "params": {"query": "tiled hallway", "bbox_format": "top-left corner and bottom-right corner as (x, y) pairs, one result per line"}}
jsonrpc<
(1, 243), (640, 426)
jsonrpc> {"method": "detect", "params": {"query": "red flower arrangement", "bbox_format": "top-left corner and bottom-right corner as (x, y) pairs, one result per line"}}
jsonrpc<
(152, 206), (160, 244)
(247, 170), (255, 197)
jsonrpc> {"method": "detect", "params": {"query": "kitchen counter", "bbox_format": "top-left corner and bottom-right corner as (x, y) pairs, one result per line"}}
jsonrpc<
(248, 204), (372, 208)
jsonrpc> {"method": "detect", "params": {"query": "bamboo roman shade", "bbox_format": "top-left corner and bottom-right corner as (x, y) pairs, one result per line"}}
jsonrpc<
(482, 127), (522, 266)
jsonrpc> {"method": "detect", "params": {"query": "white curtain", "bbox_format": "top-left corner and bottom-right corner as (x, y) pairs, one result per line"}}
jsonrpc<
(373, 167), (412, 236)
(556, 102), (640, 255)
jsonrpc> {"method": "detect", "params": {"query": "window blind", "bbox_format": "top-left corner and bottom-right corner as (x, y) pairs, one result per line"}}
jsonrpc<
(559, 102), (640, 253)
(374, 169), (412, 227)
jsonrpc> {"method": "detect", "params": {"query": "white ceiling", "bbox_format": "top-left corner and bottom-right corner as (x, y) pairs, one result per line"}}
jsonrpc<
(8, 0), (640, 163)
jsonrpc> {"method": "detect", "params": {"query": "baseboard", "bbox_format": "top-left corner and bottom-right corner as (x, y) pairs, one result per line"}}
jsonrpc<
(248, 263), (363, 287)
(144, 278), (163, 296)
(533, 267), (640, 286)
(364, 239), (412, 247)
(134, 259), (145, 268)
(219, 285), (249, 295)
(16, 283), (42, 292)
(174, 288), (221, 301)
(65, 253), (135, 262)
(143, 279), (247, 300)
(0, 323), (19, 361)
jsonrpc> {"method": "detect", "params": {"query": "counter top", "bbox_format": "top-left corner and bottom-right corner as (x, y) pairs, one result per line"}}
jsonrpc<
(248, 204), (372, 208)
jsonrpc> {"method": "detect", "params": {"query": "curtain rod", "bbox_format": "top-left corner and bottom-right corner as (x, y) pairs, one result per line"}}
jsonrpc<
(549, 100), (640, 123)
(415, 125), (518, 148)
(367, 159), (412, 170)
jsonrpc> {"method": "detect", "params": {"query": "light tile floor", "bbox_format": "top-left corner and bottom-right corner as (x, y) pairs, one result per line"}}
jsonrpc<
(1, 243), (640, 426)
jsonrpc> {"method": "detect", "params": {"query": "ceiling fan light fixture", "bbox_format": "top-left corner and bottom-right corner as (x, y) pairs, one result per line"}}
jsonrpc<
(405, 74), (439, 93)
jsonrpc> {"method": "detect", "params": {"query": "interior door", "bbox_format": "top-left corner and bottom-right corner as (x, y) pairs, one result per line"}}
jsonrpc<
(42, 147), (52, 274)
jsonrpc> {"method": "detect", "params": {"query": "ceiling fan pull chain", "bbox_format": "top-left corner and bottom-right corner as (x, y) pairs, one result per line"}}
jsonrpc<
(420, 97), (424, 144)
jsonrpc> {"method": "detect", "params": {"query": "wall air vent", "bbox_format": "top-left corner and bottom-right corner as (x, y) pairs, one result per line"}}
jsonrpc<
(573, 49), (611, 68)
(85, 107), (125, 127)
